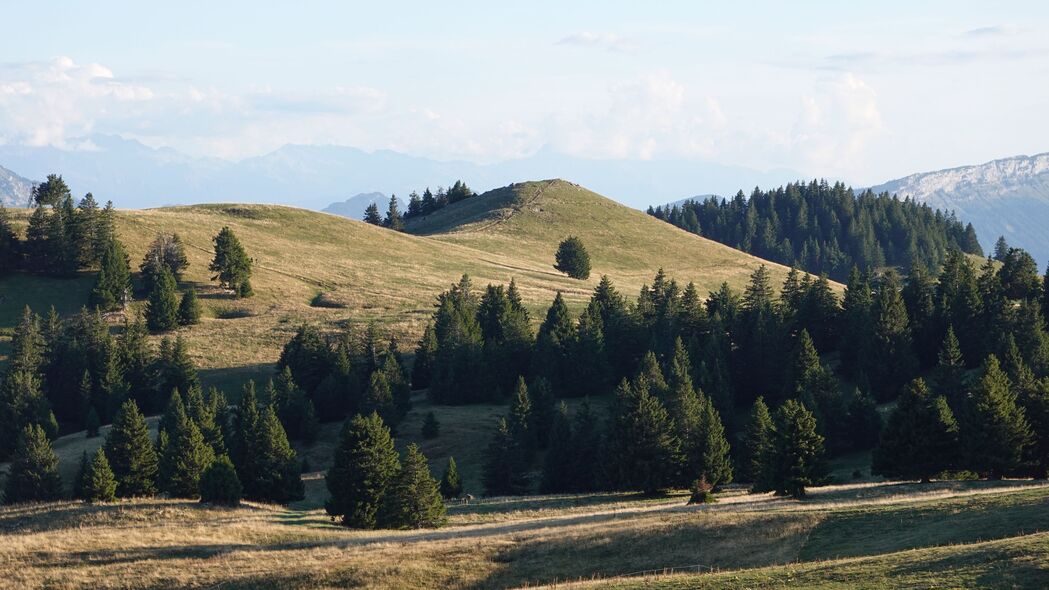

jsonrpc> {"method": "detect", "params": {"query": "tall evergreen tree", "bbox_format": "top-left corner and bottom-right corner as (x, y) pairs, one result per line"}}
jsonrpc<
(962, 356), (1034, 479)
(770, 399), (826, 498)
(379, 443), (446, 529)
(739, 396), (775, 490)
(363, 202), (383, 225)
(105, 399), (158, 497)
(873, 379), (959, 482)
(158, 395), (215, 498)
(325, 412), (400, 528)
(209, 226), (253, 297)
(439, 456), (463, 499)
(870, 270), (916, 400)
(482, 417), (530, 496)
(609, 379), (682, 495)
(3, 424), (63, 504)
(82, 447), (117, 503)
(140, 233), (190, 292)
(383, 195), (405, 231)
(89, 238), (131, 311)
(695, 394), (733, 487)
(146, 266), (180, 333)
(532, 292), (576, 396)
(540, 402), (575, 493)
(935, 325), (967, 407)
(199, 454), (242, 506)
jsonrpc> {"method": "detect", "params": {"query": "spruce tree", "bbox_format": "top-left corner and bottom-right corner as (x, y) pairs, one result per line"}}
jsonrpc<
(361, 370), (394, 423)
(209, 226), (253, 297)
(383, 195), (405, 231)
(411, 322), (438, 389)
(770, 399), (826, 498)
(178, 288), (202, 325)
(739, 396), (775, 489)
(541, 402), (575, 493)
(199, 454), (242, 506)
(439, 456), (463, 499)
(379, 444), (447, 529)
(936, 325), (967, 407)
(253, 406), (304, 503)
(105, 399), (158, 497)
(870, 270), (916, 400)
(159, 396), (215, 498)
(146, 266), (180, 333)
(482, 417), (529, 496)
(532, 292), (576, 396)
(89, 238), (131, 311)
(963, 356), (1034, 478)
(140, 233), (190, 292)
(695, 394), (733, 487)
(554, 236), (591, 280)
(363, 203), (383, 225)
(873, 379), (959, 482)
(82, 447), (117, 503)
(325, 412), (400, 528)
(421, 411), (440, 439)
(609, 379), (682, 495)
(3, 424), (63, 504)
(508, 376), (533, 452)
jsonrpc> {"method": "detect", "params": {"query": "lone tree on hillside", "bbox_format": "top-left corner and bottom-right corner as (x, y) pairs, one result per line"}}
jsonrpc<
(209, 226), (253, 297)
(3, 424), (63, 504)
(32, 174), (72, 207)
(554, 236), (591, 280)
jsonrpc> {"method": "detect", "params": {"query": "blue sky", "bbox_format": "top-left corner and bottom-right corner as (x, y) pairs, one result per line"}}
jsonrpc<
(1, 1), (1047, 183)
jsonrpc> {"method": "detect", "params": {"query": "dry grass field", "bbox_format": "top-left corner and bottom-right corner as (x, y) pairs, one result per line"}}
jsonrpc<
(2, 180), (808, 390)
(2, 480), (1047, 589)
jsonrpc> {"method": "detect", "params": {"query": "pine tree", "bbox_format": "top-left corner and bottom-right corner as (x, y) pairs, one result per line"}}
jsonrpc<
(325, 412), (400, 528)
(199, 454), (242, 506)
(178, 288), (202, 325)
(936, 325), (967, 407)
(554, 236), (591, 279)
(770, 399), (826, 498)
(870, 270), (916, 400)
(209, 226), (253, 297)
(411, 322), (438, 389)
(439, 456), (463, 499)
(3, 424), (63, 504)
(421, 411), (440, 439)
(532, 292), (576, 396)
(252, 406), (304, 503)
(32, 174), (71, 207)
(383, 195), (404, 231)
(361, 370), (394, 423)
(379, 444), (447, 529)
(85, 407), (101, 438)
(146, 266), (180, 333)
(89, 238), (131, 311)
(528, 377), (556, 449)
(482, 417), (529, 496)
(508, 376), (533, 452)
(739, 397), (775, 489)
(695, 394), (733, 487)
(610, 379), (682, 495)
(963, 356), (1034, 478)
(82, 447), (117, 503)
(363, 203), (383, 225)
(872, 379), (959, 482)
(105, 399), (158, 497)
(159, 395), (215, 498)
(540, 402), (575, 493)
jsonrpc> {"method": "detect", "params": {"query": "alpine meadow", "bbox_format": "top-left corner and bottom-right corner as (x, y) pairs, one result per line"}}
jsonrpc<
(4, 3), (1049, 589)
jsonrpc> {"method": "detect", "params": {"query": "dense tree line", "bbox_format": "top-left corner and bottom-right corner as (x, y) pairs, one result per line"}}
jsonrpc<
(648, 180), (983, 281)
(404, 181), (474, 221)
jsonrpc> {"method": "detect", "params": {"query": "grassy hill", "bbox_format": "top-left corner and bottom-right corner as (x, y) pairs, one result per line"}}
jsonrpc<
(2, 180), (807, 389)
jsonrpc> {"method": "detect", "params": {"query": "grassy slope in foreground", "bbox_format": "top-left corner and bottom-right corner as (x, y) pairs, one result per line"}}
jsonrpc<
(1, 481), (1047, 589)
(3, 180), (805, 382)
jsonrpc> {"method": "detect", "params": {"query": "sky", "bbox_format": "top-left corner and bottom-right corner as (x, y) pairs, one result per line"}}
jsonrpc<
(1, 1), (1048, 184)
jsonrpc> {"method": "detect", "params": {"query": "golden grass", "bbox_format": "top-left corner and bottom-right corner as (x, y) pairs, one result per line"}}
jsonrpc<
(1, 480), (1047, 589)
(3, 180), (818, 387)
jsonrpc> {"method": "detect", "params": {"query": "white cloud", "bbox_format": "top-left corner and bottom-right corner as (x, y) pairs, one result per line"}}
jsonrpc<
(790, 73), (884, 177)
(0, 56), (154, 147)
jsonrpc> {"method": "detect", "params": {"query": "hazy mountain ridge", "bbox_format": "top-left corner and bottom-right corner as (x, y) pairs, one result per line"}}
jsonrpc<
(870, 152), (1049, 264)
(0, 164), (36, 207)
(0, 135), (801, 211)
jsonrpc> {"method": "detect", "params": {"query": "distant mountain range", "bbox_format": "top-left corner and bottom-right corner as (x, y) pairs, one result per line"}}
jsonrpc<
(0, 164), (36, 207)
(869, 153), (1049, 265)
(0, 134), (801, 211)
(323, 192), (404, 220)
